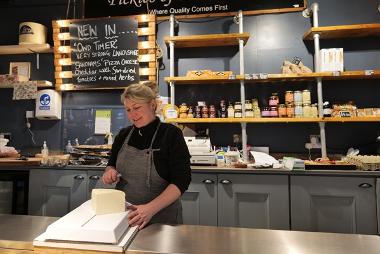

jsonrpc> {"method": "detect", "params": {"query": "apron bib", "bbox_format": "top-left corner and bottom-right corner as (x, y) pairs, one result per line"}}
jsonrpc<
(115, 122), (182, 224)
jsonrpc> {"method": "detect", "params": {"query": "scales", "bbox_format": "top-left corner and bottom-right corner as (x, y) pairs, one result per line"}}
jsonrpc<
(185, 137), (216, 165)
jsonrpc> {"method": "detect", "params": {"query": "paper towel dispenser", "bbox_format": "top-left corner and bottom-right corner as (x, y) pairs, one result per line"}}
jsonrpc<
(35, 89), (62, 120)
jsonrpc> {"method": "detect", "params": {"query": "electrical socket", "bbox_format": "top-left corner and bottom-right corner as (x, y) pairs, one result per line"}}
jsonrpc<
(26, 111), (34, 119)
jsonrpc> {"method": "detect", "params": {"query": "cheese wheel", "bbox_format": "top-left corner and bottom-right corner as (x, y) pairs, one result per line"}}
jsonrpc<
(91, 189), (125, 215)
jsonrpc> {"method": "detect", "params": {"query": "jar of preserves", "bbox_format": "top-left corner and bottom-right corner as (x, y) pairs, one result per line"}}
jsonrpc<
(302, 89), (311, 104)
(294, 90), (302, 104)
(269, 93), (279, 106)
(261, 107), (270, 117)
(253, 106), (261, 118)
(311, 103), (319, 118)
(209, 105), (216, 118)
(187, 106), (194, 118)
(201, 106), (209, 118)
(252, 99), (259, 108)
(234, 109), (242, 118)
(285, 91), (294, 104)
(303, 103), (311, 117)
(234, 101), (242, 110)
(195, 106), (202, 118)
(179, 103), (188, 118)
(245, 109), (254, 117)
(278, 104), (287, 117)
(286, 104), (295, 118)
(269, 106), (278, 117)
(245, 100), (252, 110)
(227, 104), (235, 118)
(294, 102), (303, 117)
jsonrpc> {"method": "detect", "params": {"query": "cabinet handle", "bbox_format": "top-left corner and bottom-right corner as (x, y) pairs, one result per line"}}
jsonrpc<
(89, 175), (101, 180)
(358, 183), (372, 188)
(202, 179), (215, 184)
(220, 179), (232, 184)
(73, 175), (85, 180)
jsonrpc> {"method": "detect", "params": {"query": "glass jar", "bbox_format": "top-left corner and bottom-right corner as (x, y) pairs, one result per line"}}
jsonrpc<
(269, 106), (278, 117)
(286, 104), (295, 118)
(294, 90), (302, 104)
(245, 100), (252, 110)
(195, 106), (202, 118)
(234, 101), (242, 110)
(187, 106), (194, 118)
(227, 104), (235, 118)
(269, 93), (279, 106)
(245, 109), (254, 117)
(311, 103), (319, 118)
(253, 106), (261, 118)
(285, 91), (294, 104)
(209, 105), (216, 118)
(302, 89), (311, 104)
(252, 99), (259, 108)
(201, 106), (209, 118)
(294, 102), (303, 118)
(234, 109), (242, 118)
(323, 101), (332, 117)
(261, 107), (270, 117)
(303, 103), (311, 117)
(278, 104), (287, 117)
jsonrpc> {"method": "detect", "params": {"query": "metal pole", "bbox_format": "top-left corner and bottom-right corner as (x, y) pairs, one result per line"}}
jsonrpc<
(311, 3), (319, 28)
(169, 15), (175, 105)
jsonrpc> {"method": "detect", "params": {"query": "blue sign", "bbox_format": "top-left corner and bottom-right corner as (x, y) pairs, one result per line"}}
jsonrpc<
(39, 94), (51, 110)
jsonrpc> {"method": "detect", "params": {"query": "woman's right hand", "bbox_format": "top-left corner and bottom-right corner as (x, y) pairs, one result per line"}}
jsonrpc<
(102, 166), (119, 184)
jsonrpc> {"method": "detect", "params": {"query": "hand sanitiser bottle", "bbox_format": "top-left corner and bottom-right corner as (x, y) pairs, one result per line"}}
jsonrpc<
(66, 140), (74, 153)
(41, 141), (49, 165)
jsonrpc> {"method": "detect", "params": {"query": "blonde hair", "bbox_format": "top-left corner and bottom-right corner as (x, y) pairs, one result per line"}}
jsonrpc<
(121, 81), (158, 103)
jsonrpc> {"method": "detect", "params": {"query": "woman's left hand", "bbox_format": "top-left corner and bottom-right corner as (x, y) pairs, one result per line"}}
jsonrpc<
(127, 204), (157, 229)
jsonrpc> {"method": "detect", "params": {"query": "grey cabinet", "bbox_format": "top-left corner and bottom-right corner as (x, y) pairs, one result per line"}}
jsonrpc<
(218, 174), (289, 230)
(377, 178), (380, 235)
(291, 176), (377, 234)
(29, 168), (111, 217)
(181, 173), (217, 226)
(29, 169), (87, 217)
(183, 173), (289, 230)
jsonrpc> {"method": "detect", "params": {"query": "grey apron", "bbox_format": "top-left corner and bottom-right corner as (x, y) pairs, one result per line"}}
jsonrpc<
(115, 122), (182, 225)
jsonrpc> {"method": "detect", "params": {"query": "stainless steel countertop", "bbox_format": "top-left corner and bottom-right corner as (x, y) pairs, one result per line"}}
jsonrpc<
(1, 215), (380, 254)
(130, 224), (380, 254)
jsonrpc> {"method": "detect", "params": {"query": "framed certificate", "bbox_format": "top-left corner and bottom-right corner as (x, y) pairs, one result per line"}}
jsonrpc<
(9, 62), (31, 80)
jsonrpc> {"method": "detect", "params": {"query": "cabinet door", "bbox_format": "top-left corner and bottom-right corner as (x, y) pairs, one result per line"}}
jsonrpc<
(291, 176), (377, 234)
(218, 174), (289, 230)
(377, 178), (380, 235)
(181, 173), (217, 226)
(28, 169), (87, 217)
(87, 170), (115, 199)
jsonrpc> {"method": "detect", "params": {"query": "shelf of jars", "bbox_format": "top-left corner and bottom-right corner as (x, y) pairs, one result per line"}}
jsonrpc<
(0, 43), (53, 55)
(164, 70), (380, 84)
(165, 117), (380, 124)
(303, 23), (380, 40)
(164, 33), (250, 48)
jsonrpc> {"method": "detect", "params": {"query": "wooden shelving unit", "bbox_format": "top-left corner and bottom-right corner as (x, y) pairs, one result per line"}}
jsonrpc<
(303, 23), (380, 40)
(0, 80), (53, 88)
(164, 33), (250, 48)
(0, 44), (52, 55)
(165, 70), (380, 85)
(323, 117), (380, 122)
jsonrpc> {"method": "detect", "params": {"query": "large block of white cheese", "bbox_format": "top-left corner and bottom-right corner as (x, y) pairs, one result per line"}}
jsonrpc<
(92, 189), (125, 215)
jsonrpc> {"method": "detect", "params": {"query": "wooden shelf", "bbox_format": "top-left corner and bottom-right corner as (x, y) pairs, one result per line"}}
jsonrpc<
(165, 117), (323, 124)
(165, 117), (380, 124)
(165, 70), (380, 84)
(0, 80), (53, 88)
(323, 117), (380, 122)
(303, 23), (380, 40)
(164, 33), (250, 48)
(0, 44), (52, 55)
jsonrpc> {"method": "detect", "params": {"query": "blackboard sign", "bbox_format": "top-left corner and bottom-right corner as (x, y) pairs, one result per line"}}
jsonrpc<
(83, 0), (306, 19)
(69, 17), (139, 89)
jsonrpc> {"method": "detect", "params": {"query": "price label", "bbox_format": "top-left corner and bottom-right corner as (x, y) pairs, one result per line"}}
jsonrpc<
(364, 70), (374, 76)
(332, 71), (341, 76)
(339, 111), (352, 117)
(259, 73), (268, 79)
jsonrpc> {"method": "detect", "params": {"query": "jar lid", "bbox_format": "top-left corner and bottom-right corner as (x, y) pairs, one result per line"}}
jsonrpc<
(302, 89), (310, 92)
(285, 90), (293, 93)
(295, 102), (303, 106)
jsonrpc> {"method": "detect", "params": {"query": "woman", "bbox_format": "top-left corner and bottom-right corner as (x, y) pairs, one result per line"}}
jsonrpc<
(102, 82), (191, 229)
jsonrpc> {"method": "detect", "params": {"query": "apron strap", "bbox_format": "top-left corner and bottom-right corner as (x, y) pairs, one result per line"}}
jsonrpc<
(146, 121), (161, 188)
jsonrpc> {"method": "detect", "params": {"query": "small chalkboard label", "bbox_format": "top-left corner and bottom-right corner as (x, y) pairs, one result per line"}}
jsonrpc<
(339, 111), (352, 117)
(69, 17), (139, 89)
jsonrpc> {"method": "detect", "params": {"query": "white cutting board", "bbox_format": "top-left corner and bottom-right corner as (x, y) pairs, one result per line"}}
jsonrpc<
(43, 200), (129, 244)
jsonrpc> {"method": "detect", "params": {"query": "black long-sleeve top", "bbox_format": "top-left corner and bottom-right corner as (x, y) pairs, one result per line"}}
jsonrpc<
(107, 118), (191, 194)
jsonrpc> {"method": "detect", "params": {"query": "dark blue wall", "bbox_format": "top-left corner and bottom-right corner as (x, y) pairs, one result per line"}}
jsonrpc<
(0, 0), (379, 155)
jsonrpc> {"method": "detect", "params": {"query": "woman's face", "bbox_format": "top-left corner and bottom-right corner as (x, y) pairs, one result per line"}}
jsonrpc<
(124, 98), (156, 128)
